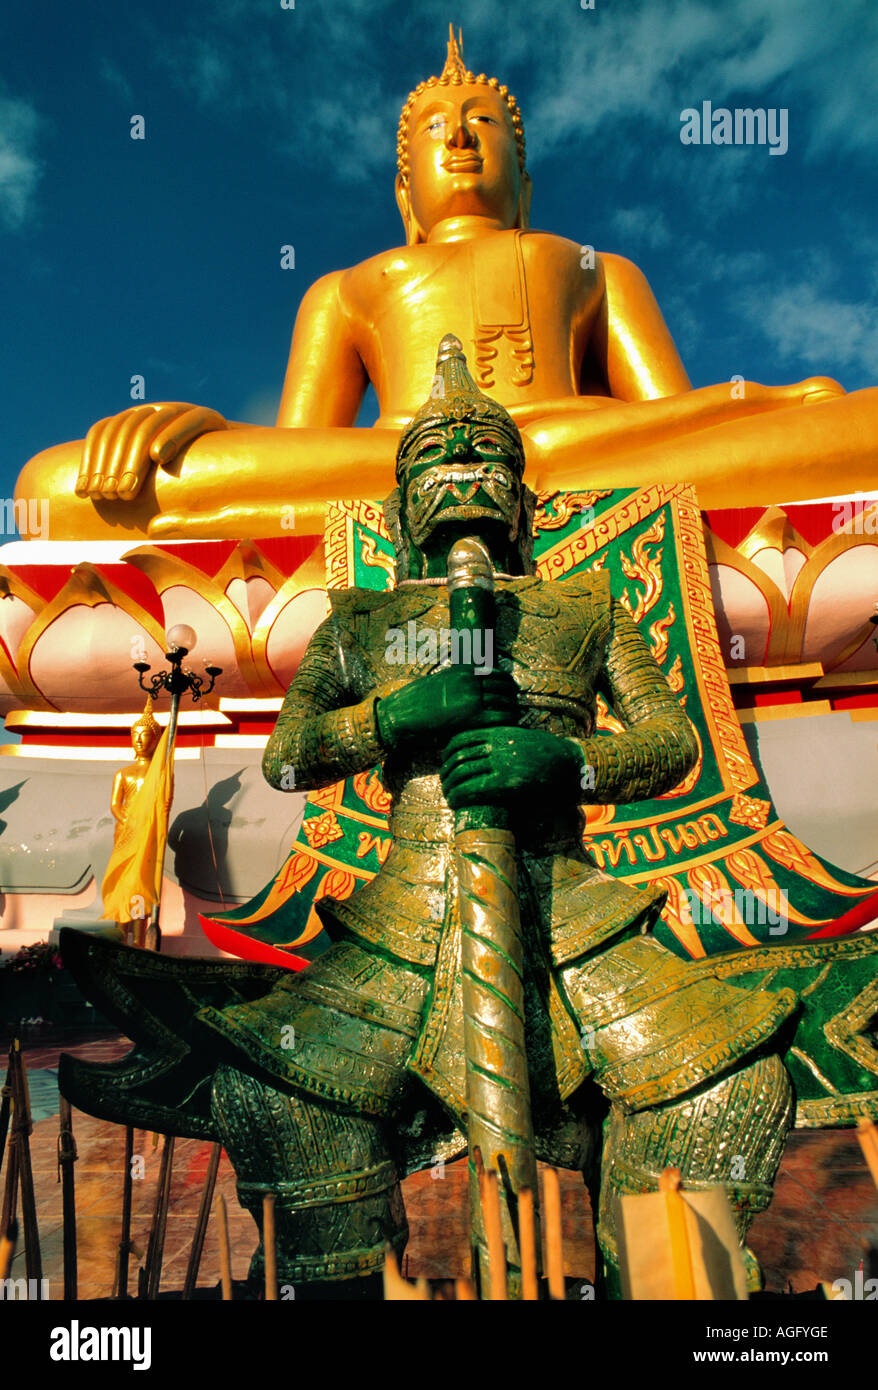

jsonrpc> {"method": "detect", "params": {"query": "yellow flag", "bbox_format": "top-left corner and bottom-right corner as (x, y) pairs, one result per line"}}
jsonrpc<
(100, 725), (175, 922)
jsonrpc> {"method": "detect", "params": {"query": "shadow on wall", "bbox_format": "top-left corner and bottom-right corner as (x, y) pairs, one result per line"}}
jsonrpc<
(168, 770), (244, 902)
(0, 780), (27, 837)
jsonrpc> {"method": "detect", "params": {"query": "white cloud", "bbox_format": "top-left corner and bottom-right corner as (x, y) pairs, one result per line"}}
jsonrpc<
(0, 95), (43, 232)
(738, 278), (878, 379)
(516, 0), (878, 163)
(98, 58), (135, 105)
(135, 0), (878, 206)
(609, 207), (674, 251)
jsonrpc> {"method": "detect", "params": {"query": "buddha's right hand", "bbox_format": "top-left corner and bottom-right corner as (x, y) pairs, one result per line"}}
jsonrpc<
(376, 668), (518, 751)
(75, 402), (228, 500)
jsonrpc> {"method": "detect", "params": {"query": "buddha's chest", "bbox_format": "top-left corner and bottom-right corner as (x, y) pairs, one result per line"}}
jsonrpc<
(348, 238), (590, 411)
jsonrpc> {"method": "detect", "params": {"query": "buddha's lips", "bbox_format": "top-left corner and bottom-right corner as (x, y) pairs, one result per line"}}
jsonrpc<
(442, 155), (482, 173)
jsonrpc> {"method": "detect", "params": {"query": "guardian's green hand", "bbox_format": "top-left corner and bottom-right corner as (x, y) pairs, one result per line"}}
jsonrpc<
(376, 668), (518, 751)
(439, 726), (584, 810)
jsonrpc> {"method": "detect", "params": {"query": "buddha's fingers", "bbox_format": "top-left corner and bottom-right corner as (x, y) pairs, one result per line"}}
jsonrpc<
(78, 416), (118, 496)
(150, 407), (227, 468)
(103, 406), (179, 497)
(80, 402), (200, 498)
(87, 407), (160, 499)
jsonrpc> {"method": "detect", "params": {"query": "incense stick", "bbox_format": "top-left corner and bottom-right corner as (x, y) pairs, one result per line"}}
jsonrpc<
(263, 1193), (278, 1300)
(543, 1167), (564, 1300)
(0, 1217), (17, 1282)
(659, 1168), (696, 1300)
(10, 1041), (41, 1285)
(142, 1134), (175, 1300)
(382, 1248), (431, 1300)
(114, 1126), (135, 1299)
(0, 1046), (13, 1181)
(519, 1186), (539, 1301)
(479, 1168), (507, 1301)
(217, 1194), (233, 1301)
(57, 1096), (78, 1300)
(182, 1142), (222, 1301)
(857, 1117), (878, 1190)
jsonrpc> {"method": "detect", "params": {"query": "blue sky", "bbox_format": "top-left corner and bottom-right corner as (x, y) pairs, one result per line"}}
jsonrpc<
(2, 0), (877, 497)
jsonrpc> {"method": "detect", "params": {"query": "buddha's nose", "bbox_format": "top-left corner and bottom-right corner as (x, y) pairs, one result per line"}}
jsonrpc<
(448, 119), (476, 149)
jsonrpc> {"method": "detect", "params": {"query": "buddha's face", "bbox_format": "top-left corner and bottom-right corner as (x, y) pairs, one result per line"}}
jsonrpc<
(401, 83), (523, 238)
(132, 724), (158, 758)
(401, 413), (523, 550)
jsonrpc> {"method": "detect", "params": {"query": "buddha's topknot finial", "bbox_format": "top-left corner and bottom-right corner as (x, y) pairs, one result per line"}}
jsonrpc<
(441, 24), (467, 81)
(397, 28), (526, 184)
(131, 695), (160, 745)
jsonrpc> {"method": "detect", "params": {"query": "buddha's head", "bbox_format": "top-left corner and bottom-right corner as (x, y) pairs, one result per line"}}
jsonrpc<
(396, 27), (531, 245)
(385, 334), (535, 580)
(131, 698), (160, 759)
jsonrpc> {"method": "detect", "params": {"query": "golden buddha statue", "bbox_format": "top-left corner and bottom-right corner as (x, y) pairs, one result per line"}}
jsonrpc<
(105, 699), (162, 947)
(17, 28), (877, 540)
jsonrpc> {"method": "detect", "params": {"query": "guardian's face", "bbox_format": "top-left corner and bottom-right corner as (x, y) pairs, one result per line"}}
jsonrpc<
(404, 83), (521, 234)
(403, 417), (522, 547)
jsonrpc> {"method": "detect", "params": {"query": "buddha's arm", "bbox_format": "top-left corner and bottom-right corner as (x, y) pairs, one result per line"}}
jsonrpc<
(27, 268), (368, 509)
(570, 601), (698, 803)
(262, 618), (385, 791)
(109, 770), (127, 824)
(590, 254), (692, 401)
(276, 270), (369, 428)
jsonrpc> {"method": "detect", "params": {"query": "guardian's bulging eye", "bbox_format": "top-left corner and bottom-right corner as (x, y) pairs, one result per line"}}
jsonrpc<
(416, 442), (445, 461)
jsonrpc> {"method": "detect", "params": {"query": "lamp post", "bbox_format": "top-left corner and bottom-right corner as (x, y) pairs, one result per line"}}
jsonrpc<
(133, 624), (221, 950)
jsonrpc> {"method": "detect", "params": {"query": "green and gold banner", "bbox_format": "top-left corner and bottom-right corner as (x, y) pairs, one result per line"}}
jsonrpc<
(201, 486), (878, 966)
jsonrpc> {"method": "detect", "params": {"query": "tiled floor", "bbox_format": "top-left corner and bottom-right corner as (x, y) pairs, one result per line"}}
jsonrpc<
(3, 1028), (876, 1298)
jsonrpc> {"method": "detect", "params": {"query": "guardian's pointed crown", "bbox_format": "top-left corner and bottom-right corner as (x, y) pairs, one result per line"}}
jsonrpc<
(395, 334), (525, 483)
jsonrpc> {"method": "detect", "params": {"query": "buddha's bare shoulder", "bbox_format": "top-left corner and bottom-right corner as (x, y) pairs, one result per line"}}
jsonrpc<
(290, 255), (413, 327)
(337, 243), (454, 305)
(518, 230), (607, 293)
(520, 234), (654, 296)
(599, 250), (658, 294)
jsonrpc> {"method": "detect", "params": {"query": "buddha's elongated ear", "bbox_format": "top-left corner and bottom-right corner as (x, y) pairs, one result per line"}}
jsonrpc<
(515, 171), (533, 231)
(395, 174), (426, 246)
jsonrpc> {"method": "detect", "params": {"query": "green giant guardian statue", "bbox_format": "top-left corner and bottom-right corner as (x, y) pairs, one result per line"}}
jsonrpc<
(59, 337), (878, 1299)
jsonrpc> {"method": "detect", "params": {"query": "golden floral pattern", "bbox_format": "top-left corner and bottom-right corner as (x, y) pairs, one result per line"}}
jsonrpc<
(302, 811), (345, 850)
(729, 794), (772, 830)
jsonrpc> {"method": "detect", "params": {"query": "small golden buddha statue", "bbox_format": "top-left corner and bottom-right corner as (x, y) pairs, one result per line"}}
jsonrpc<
(17, 28), (877, 539)
(106, 699), (161, 947)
